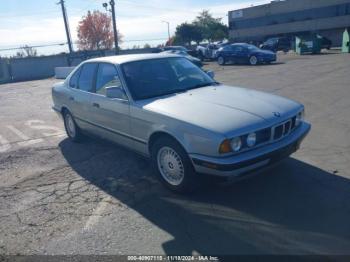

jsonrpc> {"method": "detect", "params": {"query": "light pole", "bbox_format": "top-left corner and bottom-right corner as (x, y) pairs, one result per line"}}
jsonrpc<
(162, 21), (170, 42)
(103, 0), (119, 54)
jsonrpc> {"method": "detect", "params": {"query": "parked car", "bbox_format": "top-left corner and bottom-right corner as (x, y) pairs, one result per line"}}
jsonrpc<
(260, 37), (291, 53)
(161, 50), (203, 67)
(162, 46), (189, 52)
(52, 54), (310, 192)
(216, 43), (277, 65)
(162, 45), (197, 57)
(196, 41), (230, 61)
(320, 36), (332, 50)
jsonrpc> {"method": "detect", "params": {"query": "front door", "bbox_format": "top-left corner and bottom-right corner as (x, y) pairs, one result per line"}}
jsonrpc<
(89, 63), (131, 147)
(69, 63), (97, 132)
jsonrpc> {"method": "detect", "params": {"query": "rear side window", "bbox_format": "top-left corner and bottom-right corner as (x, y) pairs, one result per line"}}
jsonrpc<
(78, 63), (97, 92)
(96, 63), (122, 95)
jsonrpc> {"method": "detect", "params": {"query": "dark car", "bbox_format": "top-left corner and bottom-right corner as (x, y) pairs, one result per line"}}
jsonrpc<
(162, 46), (189, 52)
(161, 50), (203, 67)
(260, 37), (291, 53)
(320, 36), (332, 50)
(196, 41), (231, 61)
(216, 43), (277, 65)
(162, 45), (198, 57)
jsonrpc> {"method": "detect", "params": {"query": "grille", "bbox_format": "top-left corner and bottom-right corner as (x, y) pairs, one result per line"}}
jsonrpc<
(272, 119), (293, 141)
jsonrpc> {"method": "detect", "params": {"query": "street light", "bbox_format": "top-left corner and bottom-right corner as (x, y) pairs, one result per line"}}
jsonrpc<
(162, 20), (170, 42)
(103, 0), (119, 54)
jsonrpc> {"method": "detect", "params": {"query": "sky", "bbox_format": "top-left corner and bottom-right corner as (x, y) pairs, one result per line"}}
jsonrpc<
(0, 0), (269, 56)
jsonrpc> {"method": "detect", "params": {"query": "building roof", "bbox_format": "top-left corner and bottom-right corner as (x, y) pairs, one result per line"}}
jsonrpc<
(87, 53), (179, 65)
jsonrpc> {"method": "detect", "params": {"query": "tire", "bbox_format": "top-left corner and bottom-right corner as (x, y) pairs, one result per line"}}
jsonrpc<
(249, 55), (258, 65)
(151, 136), (198, 193)
(217, 56), (225, 65)
(63, 110), (83, 142)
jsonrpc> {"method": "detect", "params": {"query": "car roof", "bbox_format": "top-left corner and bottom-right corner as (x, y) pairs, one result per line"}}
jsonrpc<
(232, 43), (251, 46)
(85, 53), (180, 65)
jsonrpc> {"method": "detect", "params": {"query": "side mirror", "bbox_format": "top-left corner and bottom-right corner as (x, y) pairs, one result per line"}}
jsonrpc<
(206, 70), (215, 79)
(106, 86), (127, 100)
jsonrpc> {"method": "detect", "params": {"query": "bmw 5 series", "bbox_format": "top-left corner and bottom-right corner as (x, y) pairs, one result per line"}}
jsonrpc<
(52, 54), (311, 193)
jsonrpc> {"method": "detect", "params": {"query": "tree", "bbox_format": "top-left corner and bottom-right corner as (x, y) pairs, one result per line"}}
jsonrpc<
(77, 10), (122, 50)
(174, 23), (203, 45)
(143, 43), (151, 48)
(22, 45), (38, 57)
(170, 10), (228, 46)
(193, 10), (228, 41)
(12, 45), (38, 58)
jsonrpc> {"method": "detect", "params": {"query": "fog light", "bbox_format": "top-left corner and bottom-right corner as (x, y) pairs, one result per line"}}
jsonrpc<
(230, 137), (242, 152)
(246, 133), (256, 147)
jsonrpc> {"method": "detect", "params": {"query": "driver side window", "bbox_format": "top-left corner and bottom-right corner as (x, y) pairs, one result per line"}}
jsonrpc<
(96, 63), (122, 96)
(69, 68), (81, 88)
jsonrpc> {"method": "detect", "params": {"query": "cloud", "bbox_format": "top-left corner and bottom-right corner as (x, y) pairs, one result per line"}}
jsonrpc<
(0, 0), (269, 54)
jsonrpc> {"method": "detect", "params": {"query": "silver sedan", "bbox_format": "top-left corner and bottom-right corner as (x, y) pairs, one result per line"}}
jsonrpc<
(52, 53), (310, 193)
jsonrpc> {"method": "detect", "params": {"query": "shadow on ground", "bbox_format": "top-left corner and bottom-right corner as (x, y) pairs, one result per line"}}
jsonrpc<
(59, 138), (350, 255)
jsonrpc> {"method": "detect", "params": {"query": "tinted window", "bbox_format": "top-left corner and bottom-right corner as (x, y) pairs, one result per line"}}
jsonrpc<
(96, 64), (122, 96)
(78, 63), (97, 92)
(69, 68), (81, 88)
(122, 57), (215, 100)
(232, 45), (244, 52)
(223, 45), (233, 51)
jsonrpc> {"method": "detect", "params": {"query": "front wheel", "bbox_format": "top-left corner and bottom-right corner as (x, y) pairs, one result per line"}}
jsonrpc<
(249, 55), (258, 65)
(63, 111), (83, 142)
(217, 56), (225, 65)
(151, 137), (198, 193)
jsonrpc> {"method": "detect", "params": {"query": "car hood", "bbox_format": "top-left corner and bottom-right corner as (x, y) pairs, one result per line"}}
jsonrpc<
(138, 85), (302, 136)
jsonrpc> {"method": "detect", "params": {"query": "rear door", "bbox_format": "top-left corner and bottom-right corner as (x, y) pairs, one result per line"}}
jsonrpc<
(89, 63), (131, 147)
(69, 63), (98, 131)
(232, 45), (246, 63)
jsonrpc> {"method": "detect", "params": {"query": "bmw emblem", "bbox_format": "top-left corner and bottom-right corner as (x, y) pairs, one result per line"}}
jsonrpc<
(273, 112), (281, 117)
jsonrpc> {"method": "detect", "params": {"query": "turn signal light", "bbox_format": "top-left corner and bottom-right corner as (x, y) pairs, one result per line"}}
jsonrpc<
(219, 139), (232, 154)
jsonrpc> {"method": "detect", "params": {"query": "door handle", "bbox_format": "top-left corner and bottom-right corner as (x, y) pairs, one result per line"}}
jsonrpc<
(69, 96), (75, 101)
(92, 103), (100, 108)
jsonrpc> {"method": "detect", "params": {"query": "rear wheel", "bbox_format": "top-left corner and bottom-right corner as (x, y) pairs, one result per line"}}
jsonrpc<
(249, 55), (258, 65)
(151, 137), (198, 193)
(63, 110), (83, 142)
(217, 56), (225, 65)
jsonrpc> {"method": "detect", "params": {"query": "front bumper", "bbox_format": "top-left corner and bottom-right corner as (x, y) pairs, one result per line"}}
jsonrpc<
(190, 122), (311, 177)
(258, 56), (276, 62)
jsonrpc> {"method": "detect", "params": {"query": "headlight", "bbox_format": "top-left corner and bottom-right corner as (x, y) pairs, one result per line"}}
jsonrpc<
(246, 133), (256, 147)
(296, 110), (304, 126)
(230, 137), (242, 152)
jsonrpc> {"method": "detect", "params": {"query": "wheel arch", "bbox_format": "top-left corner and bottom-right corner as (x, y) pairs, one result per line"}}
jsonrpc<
(148, 131), (187, 156)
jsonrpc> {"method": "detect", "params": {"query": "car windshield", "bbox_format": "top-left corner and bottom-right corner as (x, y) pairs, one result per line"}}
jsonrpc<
(246, 44), (260, 51)
(121, 57), (216, 100)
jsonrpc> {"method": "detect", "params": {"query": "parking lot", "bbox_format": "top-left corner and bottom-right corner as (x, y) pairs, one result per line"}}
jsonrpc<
(1, 51), (350, 255)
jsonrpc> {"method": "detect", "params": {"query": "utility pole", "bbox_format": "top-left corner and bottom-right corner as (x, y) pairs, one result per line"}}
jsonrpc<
(162, 21), (170, 42)
(58, 0), (73, 54)
(109, 0), (119, 54)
